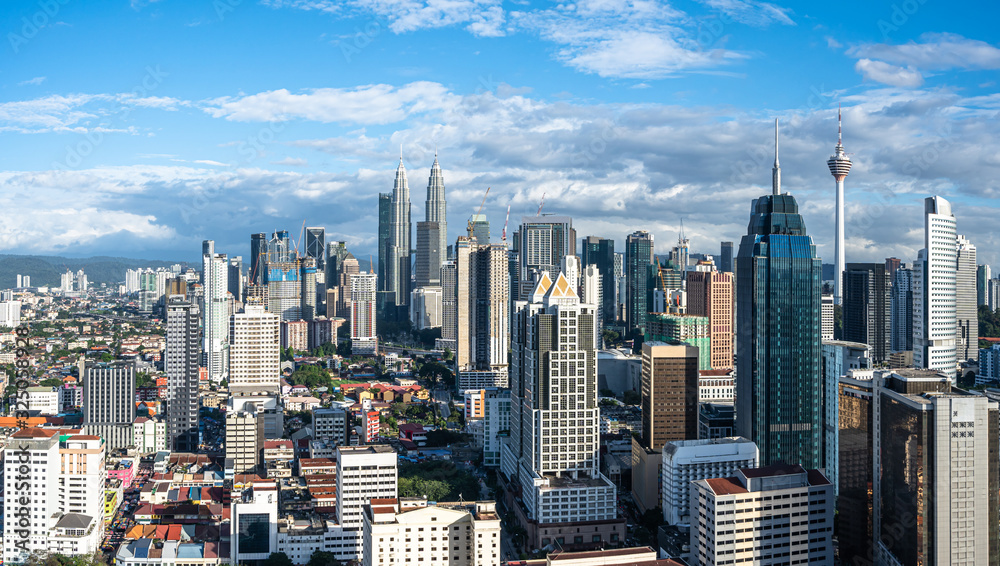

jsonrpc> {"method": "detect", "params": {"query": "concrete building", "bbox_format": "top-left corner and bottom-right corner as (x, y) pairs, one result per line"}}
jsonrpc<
(410, 285), (442, 330)
(415, 221), (443, 288)
(231, 482), (279, 564)
(25, 386), (59, 415)
(581, 236), (617, 329)
(501, 271), (622, 551)
(226, 405), (264, 475)
(821, 294), (834, 340)
(351, 271), (378, 354)
(843, 263), (891, 364)
(914, 196), (958, 371)
(697, 403), (734, 440)
(3, 429), (106, 564)
(483, 390), (511, 468)
(337, 445), (398, 558)
(821, 341), (871, 494)
(166, 296), (200, 452)
(581, 264), (602, 349)
(660, 437), (758, 526)
(640, 342), (699, 449)
(690, 464), (834, 566)
(646, 314), (711, 371)
(956, 235), (979, 363)
(280, 319), (309, 351)
(202, 244), (230, 382)
(132, 416), (168, 454)
(362, 500), (501, 566)
(230, 305), (281, 395)
(0, 300), (21, 328)
(873, 369), (1000, 565)
(457, 369), (508, 390)
(313, 407), (349, 446)
(82, 361), (136, 451)
(686, 271), (734, 369)
(516, 216), (575, 300)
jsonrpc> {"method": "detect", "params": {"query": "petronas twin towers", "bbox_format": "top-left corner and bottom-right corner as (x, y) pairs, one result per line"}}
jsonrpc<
(379, 152), (448, 320)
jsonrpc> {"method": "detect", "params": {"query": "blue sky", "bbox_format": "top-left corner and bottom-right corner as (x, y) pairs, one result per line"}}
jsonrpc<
(1, 0), (999, 267)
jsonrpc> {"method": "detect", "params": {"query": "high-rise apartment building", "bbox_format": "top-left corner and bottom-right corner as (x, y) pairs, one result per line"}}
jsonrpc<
(425, 154), (448, 266)
(625, 230), (654, 335)
(735, 122), (824, 470)
(409, 286), (442, 329)
(580, 264), (602, 349)
(873, 369), (1000, 565)
(581, 236), (616, 327)
(3, 429), (107, 563)
(821, 294), (835, 340)
(229, 305), (280, 395)
(719, 241), (733, 273)
(690, 464), (834, 566)
(166, 296), (200, 452)
(473, 243), (510, 376)
(842, 263), (891, 364)
(469, 214), (490, 246)
(300, 257), (318, 321)
(501, 271), (621, 550)
(351, 271), (378, 354)
(228, 256), (243, 303)
(203, 244), (230, 382)
(686, 271), (734, 369)
(82, 361), (136, 451)
(226, 404), (263, 474)
(891, 266), (913, 353)
(914, 196), (958, 371)
(646, 314), (711, 371)
(956, 235), (979, 363)
(439, 261), (458, 350)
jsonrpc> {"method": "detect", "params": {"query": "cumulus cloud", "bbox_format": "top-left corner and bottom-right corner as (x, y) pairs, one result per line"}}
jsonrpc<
(850, 33), (1000, 71)
(855, 59), (924, 87)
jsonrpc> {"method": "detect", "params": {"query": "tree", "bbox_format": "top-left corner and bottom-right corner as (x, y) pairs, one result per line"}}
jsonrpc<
(100, 352), (114, 363)
(307, 551), (343, 566)
(136, 372), (156, 388)
(622, 390), (641, 405)
(337, 339), (352, 357)
(263, 553), (295, 566)
(442, 347), (453, 361)
(289, 364), (333, 390)
(40, 378), (63, 388)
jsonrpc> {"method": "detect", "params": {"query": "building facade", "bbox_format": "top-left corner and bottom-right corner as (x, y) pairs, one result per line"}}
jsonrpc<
(166, 296), (200, 452)
(686, 271), (734, 369)
(82, 361), (136, 451)
(913, 196), (958, 371)
(230, 305), (281, 395)
(625, 230), (654, 336)
(661, 437), (758, 526)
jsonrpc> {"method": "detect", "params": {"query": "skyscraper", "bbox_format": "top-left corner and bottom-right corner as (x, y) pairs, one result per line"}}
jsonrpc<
(827, 106), (852, 305)
(229, 305), (280, 395)
(516, 215), (574, 298)
(439, 261), (457, 351)
(890, 267), (913, 353)
(472, 242), (509, 377)
(469, 214), (490, 245)
(267, 230), (292, 264)
(842, 263), (891, 364)
(581, 236), (616, 327)
(719, 241), (734, 273)
(873, 369), (1000, 565)
(625, 230), (654, 336)
(957, 235), (979, 363)
(687, 271), (734, 369)
(386, 157), (412, 320)
(414, 221), (442, 287)
(305, 227), (326, 272)
(300, 257), (317, 321)
(228, 256), (243, 302)
(82, 361), (136, 451)
(979, 264), (992, 306)
(166, 296), (200, 452)
(501, 271), (621, 549)
(913, 196), (957, 371)
(267, 260), (301, 322)
(351, 271), (378, 354)
(250, 232), (267, 286)
(641, 341), (699, 449)
(735, 120), (824, 469)
(425, 154), (448, 259)
(581, 264), (602, 349)
(202, 244), (230, 382)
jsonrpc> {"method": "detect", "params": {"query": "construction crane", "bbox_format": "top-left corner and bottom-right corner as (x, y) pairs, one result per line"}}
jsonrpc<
(536, 192), (546, 216)
(501, 205), (511, 241)
(468, 186), (490, 237)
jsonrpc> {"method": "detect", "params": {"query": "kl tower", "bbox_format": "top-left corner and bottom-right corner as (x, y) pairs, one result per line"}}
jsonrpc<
(827, 106), (852, 305)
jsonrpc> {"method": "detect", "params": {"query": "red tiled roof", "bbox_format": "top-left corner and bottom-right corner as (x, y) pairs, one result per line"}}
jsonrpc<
(705, 477), (747, 496)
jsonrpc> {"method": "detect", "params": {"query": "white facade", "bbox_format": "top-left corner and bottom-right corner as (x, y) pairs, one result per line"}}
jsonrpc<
(132, 416), (168, 454)
(231, 484), (279, 564)
(410, 285), (442, 329)
(821, 340), (871, 496)
(25, 386), (59, 415)
(690, 465), (834, 566)
(457, 369), (509, 390)
(363, 500), (501, 566)
(82, 361), (136, 451)
(483, 390), (510, 468)
(821, 294), (834, 341)
(3, 430), (106, 565)
(661, 437), (759, 526)
(351, 272), (378, 354)
(0, 300), (21, 328)
(229, 305), (280, 394)
(203, 249), (231, 382)
(501, 271), (617, 525)
(312, 407), (348, 446)
(697, 372), (734, 403)
(956, 235), (978, 363)
(581, 264), (602, 349)
(336, 445), (398, 559)
(914, 196), (958, 371)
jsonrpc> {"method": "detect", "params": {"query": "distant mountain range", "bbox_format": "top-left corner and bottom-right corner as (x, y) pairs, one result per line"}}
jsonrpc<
(0, 255), (192, 288)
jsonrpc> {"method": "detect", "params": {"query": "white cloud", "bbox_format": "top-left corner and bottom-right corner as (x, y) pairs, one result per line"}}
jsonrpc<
(825, 36), (842, 49)
(201, 82), (457, 124)
(850, 33), (1000, 71)
(272, 157), (309, 166)
(17, 77), (46, 86)
(193, 160), (229, 166)
(855, 59), (924, 88)
(697, 0), (794, 27)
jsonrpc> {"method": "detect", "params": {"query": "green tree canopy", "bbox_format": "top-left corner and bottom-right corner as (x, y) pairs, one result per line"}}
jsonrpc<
(288, 363), (332, 390)
(263, 553), (295, 566)
(307, 550), (343, 566)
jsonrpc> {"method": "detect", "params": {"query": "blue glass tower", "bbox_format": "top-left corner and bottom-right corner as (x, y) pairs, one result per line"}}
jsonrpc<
(735, 121), (823, 469)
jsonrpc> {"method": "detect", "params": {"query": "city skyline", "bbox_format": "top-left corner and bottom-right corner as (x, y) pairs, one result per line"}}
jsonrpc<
(0, 2), (997, 267)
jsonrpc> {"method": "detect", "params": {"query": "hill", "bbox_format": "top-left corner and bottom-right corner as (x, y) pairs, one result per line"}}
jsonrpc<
(0, 255), (192, 288)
